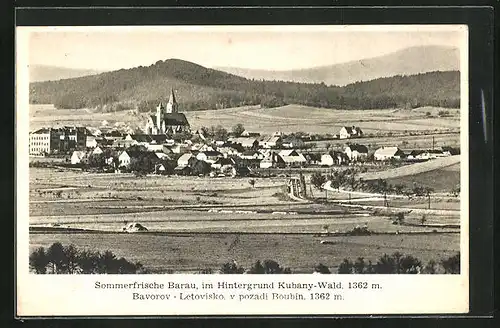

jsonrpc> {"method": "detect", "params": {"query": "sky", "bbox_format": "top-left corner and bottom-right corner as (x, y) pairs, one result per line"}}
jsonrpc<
(25, 26), (466, 71)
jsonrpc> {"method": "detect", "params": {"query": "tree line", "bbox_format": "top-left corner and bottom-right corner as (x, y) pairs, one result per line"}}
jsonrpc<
(30, 243), (460, 275)
(29, 57), (459, 111)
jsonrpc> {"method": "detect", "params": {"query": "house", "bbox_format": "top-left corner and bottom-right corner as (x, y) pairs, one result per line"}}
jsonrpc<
(339, 126), (363, 139)
(177, 153), (194, 167)
(344, 144), (369, 161)
(155, 152), (172, 161)
(211, 157), (236, 172)
(281, 136), (305, 149)
(240, 130), (260, 138)
(118, 150), (158, 168)
(197, 151), (224, 164)
(414, 149), (451, 160)
(70, 151), (88, 164)
(260, 135), (282, 149)
(320, 154), (335, 166)
(198, 144), (215, 152)
(217, 143), (244, 157)
(304, 153), (322, 165)
(91, 146), (104, 156)
(239, 150), (265, 160)
(373, 147), (405, 161)
(228, 137), (259, 149)
(278, 149), (307, 167)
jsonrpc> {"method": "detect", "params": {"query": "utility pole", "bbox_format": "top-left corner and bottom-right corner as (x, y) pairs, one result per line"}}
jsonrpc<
(432, 136), (435, 150)
(427, 191), (431, 209)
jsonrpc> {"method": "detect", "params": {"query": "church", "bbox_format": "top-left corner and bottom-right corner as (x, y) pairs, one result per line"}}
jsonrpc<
(144, 88), (190, 135)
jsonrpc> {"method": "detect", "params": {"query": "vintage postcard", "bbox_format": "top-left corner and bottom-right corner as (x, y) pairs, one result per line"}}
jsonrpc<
(16, 25), (468, 316)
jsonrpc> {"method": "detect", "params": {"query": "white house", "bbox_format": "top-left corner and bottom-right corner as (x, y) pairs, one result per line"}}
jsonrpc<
(374, 147), (405, 161)
(177, 153), (194, 167)
(71, 151), (87, 165)
(339, 126), (363, 139)
(320, 154), (335, 166)
(260, 135), (282, 149)
(239, 150), (265, 160)
(344, 144), (369, 161)
(91, 146), (104, 156)
(278, 149), (307, 166)
(196, 151), (223, 164)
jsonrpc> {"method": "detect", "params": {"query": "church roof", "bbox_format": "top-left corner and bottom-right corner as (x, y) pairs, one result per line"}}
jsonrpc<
(149, 113), (190, 126)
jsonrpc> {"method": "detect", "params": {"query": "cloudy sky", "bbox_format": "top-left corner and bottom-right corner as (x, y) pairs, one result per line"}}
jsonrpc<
(24, 25), (466, 71)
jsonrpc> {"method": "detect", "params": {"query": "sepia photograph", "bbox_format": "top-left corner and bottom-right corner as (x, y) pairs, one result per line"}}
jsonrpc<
(21, 25), (467, 277)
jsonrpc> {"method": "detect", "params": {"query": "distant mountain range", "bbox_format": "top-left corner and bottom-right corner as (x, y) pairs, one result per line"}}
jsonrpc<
(214, 46), (460, 86)
(29, 65), (105, 82)
(30, 53), (460, 112)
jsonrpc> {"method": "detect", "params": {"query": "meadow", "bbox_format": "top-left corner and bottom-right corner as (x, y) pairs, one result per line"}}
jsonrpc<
(29, 232), (460, 273)
(29, 104), (460, 136)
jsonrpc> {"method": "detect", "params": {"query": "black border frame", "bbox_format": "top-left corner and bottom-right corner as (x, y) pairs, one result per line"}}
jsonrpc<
(11, 5), (496, 322)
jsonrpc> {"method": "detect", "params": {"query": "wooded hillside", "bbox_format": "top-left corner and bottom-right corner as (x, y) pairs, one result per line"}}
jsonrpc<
(29, 58), (460, 112)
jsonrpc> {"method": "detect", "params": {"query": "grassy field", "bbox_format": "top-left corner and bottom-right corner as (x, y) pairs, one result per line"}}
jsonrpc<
(29, 232), (460, 273)
(29, 104), (460, 135)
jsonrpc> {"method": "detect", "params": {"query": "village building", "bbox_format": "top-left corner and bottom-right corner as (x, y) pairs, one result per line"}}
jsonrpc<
(144, 89), (190, 135)
(304, 153), (322, 165)
(239, 150), (265, 160)
(344, 144), (369, 161)
(177, 153), (194, 168)
(217, 142), (244, 157)
(260, 135), (282, 149)
(373, 146), (405, 161)
(211, 157), (236, 172)
(281, 136), (305, 149)
(118, 150), (158, 168)
(70, 150), (88, 165)
(240, 130), (260, 138)
(29, 126), (90, 156)
(339, 126), (363, 139)
(91, 146), (104, 156)
(228, 137), (259, 149)
(278, 149), (307, 167)
(196, 151), (224, 164)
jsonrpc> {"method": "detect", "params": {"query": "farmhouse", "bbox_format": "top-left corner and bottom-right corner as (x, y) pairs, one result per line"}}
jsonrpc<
(118, 150), (158, 168)
(91, 146), (104, 156)
(71, 150), (88, 165)
(373, 146), (405, 161)
(144, 89), (190, 135)
(259, 152), (285, 169)
(217, 143), (244, 157)
(278, 149), (307, 166)
(228, 137), (259, 149)
(260, 135), (282, 149)
(196, 151), (223, 164)
(339, 126), (363, 139)
(240, 130), (260, 138)
(281, 136), (305, 149)
(344, 144), (369, 161)
(211, 157), (236, 171)
(240, 150), (265, 160)
(177, 153), (194, 167)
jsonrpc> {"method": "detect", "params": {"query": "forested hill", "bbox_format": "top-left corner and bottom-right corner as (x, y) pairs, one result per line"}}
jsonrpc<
(29, 58), (460, 112)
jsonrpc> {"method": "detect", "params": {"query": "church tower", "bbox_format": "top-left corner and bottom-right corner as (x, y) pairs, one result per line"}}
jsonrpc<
(156, 102), (164, 133)
(166, 88), (178, 113)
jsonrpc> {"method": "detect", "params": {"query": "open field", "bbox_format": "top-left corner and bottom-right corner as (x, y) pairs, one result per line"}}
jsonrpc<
(29, 104), (460, 135)
(386, 164), (460, 192)
(358, 155), (460, 180)
(29, 232), (460, 273)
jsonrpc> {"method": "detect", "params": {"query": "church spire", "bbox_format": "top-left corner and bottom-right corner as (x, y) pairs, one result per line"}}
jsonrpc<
(166, 88), (178, 113)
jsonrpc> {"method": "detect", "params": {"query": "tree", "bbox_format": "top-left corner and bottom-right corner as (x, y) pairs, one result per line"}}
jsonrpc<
(310, 172), (326, 190)
(213, 125), (228, 141)
(248, 260), (265, 274)
(220, 260), (245, 274)
(314, 263), (331, 274)
(353, 257), (367, 274)
(248, 179), (256, 188)
(190, 159), (211, 176)
(232, 123), (245, 137)
(337, 259), (354, 274)
(47, 242), (67, 273)
(29, 247), (49, 274)
(441, 253), (460, 274)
